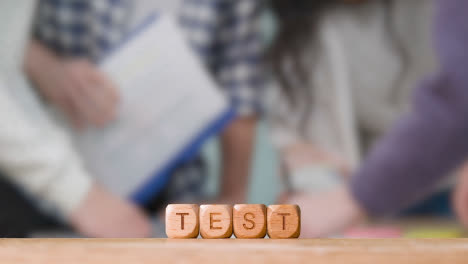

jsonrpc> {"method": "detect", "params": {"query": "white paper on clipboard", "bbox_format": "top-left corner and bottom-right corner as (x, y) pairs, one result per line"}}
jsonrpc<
(69, 14), (234, 203)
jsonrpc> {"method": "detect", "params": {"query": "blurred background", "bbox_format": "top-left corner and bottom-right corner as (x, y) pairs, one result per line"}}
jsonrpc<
(1, 0), (468, 239)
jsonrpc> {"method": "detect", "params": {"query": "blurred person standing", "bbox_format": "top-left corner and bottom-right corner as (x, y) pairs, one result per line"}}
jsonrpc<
(266, 0), (468, 237)
(269, 0), (438, 212)
(179, 0), (265, 203)
(18, 0), (265, 236)
(0, 0), (150, 238)
(269, 0), (437, 187)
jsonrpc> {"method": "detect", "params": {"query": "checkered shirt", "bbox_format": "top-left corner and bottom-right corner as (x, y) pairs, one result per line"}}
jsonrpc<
(34, 0), (132, 61)
(33, 0), (266, 202)
(179, 0), (267, 116)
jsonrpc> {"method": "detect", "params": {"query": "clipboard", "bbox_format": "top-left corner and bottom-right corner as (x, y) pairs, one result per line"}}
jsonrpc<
(71, 13), (235, 205)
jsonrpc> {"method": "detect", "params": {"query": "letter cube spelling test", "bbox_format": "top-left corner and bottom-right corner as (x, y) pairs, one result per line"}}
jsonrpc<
(166, 204), (301, 239)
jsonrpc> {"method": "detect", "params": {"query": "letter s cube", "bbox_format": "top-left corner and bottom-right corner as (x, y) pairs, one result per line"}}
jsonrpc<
(233, 204), (267, 238)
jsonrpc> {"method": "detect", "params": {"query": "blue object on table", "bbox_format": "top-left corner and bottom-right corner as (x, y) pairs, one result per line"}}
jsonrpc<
(401, 189), (454, 217)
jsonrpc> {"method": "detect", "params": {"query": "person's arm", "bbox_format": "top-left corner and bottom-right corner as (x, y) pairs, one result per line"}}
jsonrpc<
(219, 116), (256, 202)
(215, 0), (265, 202)
(0, 77), (92, 216)
(25, 40), (119, 129)
(180, 0), (266, 202)
(454, 162), (468, 228)
(350, 0), (468, 216)
(0, 76), (152, 237)
(0, 0), (150, 237)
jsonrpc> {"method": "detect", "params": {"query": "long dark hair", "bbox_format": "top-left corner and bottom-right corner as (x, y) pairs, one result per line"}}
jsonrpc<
(269, 0), (406, 108)
(269, 0), (338, 107)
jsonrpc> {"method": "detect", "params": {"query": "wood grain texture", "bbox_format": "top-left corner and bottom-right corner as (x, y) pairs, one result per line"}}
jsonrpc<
(1, 239), (468, 264)
(200, 204), (233, 239)
(267, 205), (301, 239)
(233, 204), (267, 238)
(165, 204), (199, 238)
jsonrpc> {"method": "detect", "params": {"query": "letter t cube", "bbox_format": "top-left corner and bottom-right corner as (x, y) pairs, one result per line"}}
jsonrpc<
(267, 205), (301, 238)
(166, 204), (199, 238)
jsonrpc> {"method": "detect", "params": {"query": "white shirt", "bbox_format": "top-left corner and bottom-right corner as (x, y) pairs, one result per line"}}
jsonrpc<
(0, 0), (92, 217)
(270, 0), (436, 167)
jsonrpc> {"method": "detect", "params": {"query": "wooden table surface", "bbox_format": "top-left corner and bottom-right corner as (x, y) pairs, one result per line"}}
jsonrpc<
(1, 239), (468, 264)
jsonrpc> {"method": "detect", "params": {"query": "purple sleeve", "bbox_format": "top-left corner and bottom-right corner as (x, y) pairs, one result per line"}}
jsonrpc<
(350, 0), (468, 216)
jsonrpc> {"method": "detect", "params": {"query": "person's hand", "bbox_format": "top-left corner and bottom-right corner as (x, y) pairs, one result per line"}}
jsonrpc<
(283, 143), (351, 177)
(69, 183), (151, 238)
(286, 185), (366, 237)
(453, 162), (468, 229)
(25, 40), (120, 129)
(42, 59), (120, 129)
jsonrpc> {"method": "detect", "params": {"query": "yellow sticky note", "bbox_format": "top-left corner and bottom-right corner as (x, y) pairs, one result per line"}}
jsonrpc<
(404, 228), (465, 238)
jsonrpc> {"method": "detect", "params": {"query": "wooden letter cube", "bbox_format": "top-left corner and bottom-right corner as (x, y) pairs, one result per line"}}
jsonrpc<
(200, 205), (233, 239)
(233, 204), (267, 238)
(166, 204), (199, 238)
(267, 205), (301, 239)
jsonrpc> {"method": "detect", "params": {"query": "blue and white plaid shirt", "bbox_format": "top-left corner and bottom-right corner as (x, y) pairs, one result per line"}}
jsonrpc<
(34, 0), (266, 116)
(33, 0), (266, 203)
(34, 0), (132, 60)
(179, 0), (266, 116)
